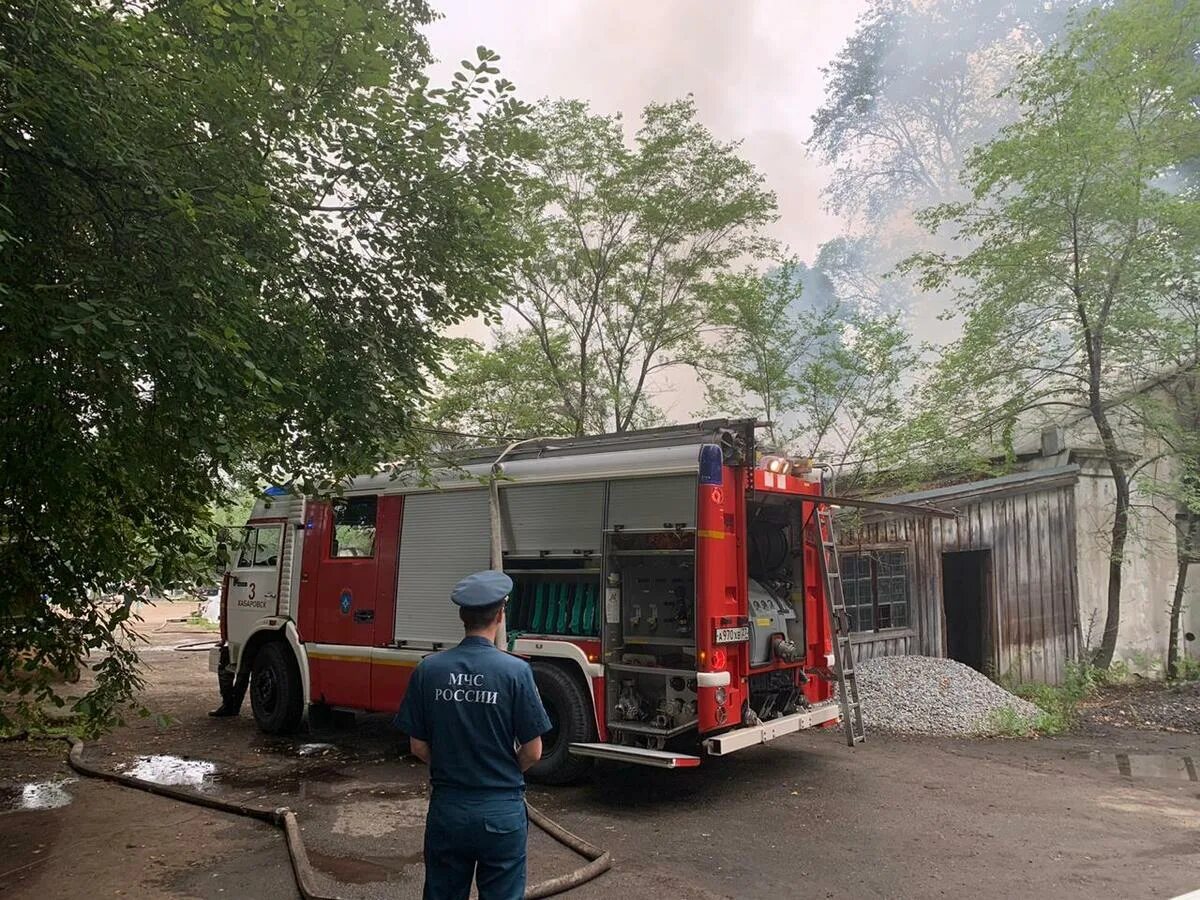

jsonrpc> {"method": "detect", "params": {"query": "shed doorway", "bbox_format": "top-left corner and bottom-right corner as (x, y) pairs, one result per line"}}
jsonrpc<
(942, 550), (992, 674)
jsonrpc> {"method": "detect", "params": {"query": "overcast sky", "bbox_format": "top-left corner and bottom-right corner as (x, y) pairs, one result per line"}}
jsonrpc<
(427, 0), (867, 260)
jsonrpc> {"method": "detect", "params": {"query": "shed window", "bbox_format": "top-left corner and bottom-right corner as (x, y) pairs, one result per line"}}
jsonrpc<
(842, 549), (910, 632)
(331, 496), (377, 558)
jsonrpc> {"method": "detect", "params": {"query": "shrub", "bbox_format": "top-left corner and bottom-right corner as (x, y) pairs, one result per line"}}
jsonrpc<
(1175, 657), (1200, 682)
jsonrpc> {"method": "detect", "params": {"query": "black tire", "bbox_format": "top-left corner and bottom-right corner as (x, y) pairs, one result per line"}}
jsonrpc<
(250, 641), (303, 734)
(526, 661), (595, 785)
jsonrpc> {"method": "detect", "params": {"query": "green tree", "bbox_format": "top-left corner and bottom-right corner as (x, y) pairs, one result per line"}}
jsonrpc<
(802, 313), (917, 480)
(904, 0), (1200, 667)
(427, 332), (592, 444)
(700, 264), (816, 449)
(701, 262), (917, 478)
(0, 0), (530, 729)
(508, 97), (777, 435)
(810, 0), (1084, 222)
(809, 0), (1094, 326)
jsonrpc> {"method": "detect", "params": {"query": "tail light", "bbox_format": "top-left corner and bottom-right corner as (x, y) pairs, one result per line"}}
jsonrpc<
(710, 647), (728, 670)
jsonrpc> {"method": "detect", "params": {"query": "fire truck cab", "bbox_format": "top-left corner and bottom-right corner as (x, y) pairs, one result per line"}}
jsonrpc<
(212, 419), (843, 782)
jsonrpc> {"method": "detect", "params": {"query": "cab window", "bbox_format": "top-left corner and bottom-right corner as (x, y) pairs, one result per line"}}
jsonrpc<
(331, 496), (377, 558)
(237, 525), (281, 568)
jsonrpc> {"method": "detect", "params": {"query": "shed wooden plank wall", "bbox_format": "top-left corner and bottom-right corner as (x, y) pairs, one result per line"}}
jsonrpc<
(841, 479), (1080, 684)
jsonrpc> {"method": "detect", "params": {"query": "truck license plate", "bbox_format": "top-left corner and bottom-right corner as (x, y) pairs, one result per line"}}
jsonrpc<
(715, 626), (750, 644)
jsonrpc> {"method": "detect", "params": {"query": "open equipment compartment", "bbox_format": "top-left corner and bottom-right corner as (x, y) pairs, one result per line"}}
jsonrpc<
(498, 480), (605, 639)
(602, 525), (700, 749)
(505, 557), (602, 638)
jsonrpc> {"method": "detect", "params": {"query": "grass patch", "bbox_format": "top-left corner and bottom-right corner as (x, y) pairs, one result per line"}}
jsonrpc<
(1173, 657), (1200, 682)
(986, 705), (1039, 737)
(0, 711), (83, 741)
(994, 659), (1128, 736)
(186, 615), (219, 631)
(1010, 684), (1075, 734)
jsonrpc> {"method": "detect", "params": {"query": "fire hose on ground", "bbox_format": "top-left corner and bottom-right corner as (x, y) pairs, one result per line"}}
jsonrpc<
(60, 736), (612, 899)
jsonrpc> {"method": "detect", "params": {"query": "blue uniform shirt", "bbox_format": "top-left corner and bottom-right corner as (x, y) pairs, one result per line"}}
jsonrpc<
(395, 636), (552, 795)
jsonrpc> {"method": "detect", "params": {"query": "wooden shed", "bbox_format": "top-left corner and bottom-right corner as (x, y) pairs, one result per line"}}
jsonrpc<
(839, 464), (1082, 684)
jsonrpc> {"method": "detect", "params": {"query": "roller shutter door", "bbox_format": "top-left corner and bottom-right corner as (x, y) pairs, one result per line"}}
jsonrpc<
(395, 490), (490, 644)
(607, 475), (697, 531)
(500, 482), (605, 557)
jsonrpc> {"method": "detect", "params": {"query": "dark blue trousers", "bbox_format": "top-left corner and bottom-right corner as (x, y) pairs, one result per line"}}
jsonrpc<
(423, 790), (528, 900)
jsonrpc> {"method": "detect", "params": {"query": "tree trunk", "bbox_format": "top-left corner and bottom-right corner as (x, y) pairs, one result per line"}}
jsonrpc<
(1092, 431), (1131, 669)
(577, 342), (588, 437)
(1086, 345), (1131, 669)
(1167, 557), (1188, 680)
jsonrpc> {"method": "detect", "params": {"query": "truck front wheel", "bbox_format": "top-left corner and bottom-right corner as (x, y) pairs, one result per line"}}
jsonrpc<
(250, 641), (303, 734)
(526, 662), (594, 785)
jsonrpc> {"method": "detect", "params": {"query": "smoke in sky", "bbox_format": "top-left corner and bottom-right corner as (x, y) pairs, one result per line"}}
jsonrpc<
(423, 0), (1085, 424)
(427, 0), (866, 263)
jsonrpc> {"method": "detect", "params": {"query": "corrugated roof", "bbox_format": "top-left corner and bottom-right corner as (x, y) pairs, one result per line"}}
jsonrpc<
(873, 463), (1080, 506)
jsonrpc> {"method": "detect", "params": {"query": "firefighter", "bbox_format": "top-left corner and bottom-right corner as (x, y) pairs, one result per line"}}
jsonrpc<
(395, 570), (552, 900)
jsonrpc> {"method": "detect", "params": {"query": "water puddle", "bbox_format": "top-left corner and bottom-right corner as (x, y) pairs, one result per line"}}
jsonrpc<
(0, 779), (76, 812)
(213, 763), (356, 797)
(296, 743), (338, 757)
(306, 849), (423, 884)
(253, 737), (384, 764)
(118, 755), (218, 790)
(1088, 751), (1198, 781)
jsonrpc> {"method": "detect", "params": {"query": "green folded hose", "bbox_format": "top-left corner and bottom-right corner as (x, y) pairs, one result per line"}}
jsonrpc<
(568, 582), (583, 635)
(532, 582), (546, 633)
(582, 582), (596, 635)
(555, 581), (568, 634)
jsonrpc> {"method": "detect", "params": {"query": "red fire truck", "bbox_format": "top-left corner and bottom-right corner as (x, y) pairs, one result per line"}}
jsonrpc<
(212, 419), (868, 782)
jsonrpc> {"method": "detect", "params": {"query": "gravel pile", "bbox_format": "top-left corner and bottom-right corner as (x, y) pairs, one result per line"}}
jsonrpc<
(842, 655), (1043, 736)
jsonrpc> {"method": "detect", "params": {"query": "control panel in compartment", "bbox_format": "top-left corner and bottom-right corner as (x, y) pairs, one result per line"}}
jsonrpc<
(602, 528), (698, 746)
(617, 556), (695, 644)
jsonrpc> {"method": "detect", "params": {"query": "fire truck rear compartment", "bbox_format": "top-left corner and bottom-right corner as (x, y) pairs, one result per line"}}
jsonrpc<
(600, 495), (813, 748)
(603, 528), (699, 747)
(743, 498), (809, 721)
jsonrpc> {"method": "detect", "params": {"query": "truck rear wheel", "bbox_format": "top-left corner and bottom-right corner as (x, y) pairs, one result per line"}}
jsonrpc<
(527, 661), (594, 785)
(250, 641), (303, 734)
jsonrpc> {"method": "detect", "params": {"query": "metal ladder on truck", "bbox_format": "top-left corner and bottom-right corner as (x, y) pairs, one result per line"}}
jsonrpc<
(815, 506), (866, 747)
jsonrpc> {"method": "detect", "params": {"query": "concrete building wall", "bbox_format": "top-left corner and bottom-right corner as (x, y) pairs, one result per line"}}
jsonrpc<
(1030, 388), (1193, 675)
(1182, 570), (1200, 667)
(1074, 460), (1196, 674)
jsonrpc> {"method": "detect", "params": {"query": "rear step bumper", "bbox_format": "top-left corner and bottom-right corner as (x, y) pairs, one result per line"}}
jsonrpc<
(703, 700), (841, 756)
(568, 743), (701, 768)
(568, 700), (842, 769)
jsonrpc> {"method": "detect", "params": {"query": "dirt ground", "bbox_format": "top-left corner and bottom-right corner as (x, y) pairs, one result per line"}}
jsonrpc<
(1, 602), (1198, 899)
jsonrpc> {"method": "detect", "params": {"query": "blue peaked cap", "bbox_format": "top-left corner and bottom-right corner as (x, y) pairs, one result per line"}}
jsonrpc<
(451, 570), (513, 608)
